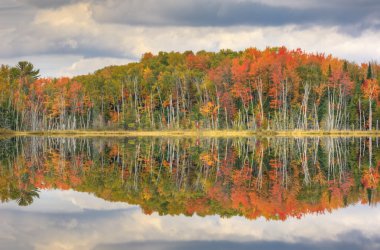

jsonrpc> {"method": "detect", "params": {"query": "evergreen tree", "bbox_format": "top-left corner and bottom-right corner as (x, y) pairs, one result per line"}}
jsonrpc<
(367, 63), (373, 79)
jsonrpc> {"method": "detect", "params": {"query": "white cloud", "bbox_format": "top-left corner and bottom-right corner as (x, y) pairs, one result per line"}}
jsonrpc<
(1, 190), (380, 249)
(0, 1), (379, 77)
(34, 3), (94, 31)
(58, 57), (134, 77)
(0, 190), (135, 212)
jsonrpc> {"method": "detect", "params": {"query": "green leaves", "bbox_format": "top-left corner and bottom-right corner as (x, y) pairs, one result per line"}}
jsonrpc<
(13, 61), (40, 82)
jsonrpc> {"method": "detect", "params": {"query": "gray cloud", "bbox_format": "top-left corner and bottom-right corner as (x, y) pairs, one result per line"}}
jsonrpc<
(17, 0), (78, 8)
(90, 0), (380, 31)
(0, 1), (34, 27)
(94, 238), (380, 250)
(0, 0), (380, 76)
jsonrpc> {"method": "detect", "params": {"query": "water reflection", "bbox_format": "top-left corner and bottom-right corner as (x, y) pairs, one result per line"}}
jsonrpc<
(0, 136), (379, 220)
(1, 189), (380, 250)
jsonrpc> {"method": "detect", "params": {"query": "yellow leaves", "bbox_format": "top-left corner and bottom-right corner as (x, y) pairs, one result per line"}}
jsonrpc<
(200, 102), (219, 116)
(200, 152), (217, 167)
(142, 187), (152, 200)
(313, 169), (327, 186)
(143, 67), (153, 83)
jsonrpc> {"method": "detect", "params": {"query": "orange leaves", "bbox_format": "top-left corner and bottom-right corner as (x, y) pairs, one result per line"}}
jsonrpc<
(30, 78), (51, 96)
(271, 62), (284, 86)
(361, 168), (380, 189)
(162, 99), (170, 108)
(200, 101), (218, 116)
(268, 88), (281, 109)
(362, 78), (380, 100)
(162, 160), (171, 168)
(68, 81), (82, 98)
(269, 159), (283, 169)
(6, 136), (380, 222)
(25, 76), (92, 119)
(230, 59), (254, 107)
(185, 197), (210, 215)
(313, 84), (326, 104)
(231, 188), (250, 209)
(231, 58), (250, 84)
(200, 152), (217, 167)
(54, 77), (70, 89)
(186, 53), (210, 70)
(110, 111), (119, 123)
(141, 52), (154, 62)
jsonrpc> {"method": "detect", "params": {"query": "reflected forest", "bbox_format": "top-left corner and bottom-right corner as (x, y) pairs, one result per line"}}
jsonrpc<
(0, 136), (379, 220)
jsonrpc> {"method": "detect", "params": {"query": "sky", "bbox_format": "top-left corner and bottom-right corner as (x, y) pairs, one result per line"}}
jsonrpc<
(1, 189), (380, 250)
(0, 0), (380, 77)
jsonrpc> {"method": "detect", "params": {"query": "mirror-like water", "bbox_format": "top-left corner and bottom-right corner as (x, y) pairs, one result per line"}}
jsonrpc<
(1, 136), (380, 249)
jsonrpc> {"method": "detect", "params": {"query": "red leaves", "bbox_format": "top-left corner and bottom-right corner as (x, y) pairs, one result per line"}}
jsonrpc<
(231, 58), (250, 84)
(208, 59), (232, 89)
(220, 92), (236, 118)
(268, 62), (284, 109)
(186, 53), (210, 70)
(328, 67), (354, 95)
(361, 168), (380, 189)
(231, 82), (252, 105)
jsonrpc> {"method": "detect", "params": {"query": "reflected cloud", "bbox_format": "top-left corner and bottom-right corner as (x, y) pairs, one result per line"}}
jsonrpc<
(0, 190), (136, 213)
(0, 137), (380, 249)
(0, 190), (380, 249)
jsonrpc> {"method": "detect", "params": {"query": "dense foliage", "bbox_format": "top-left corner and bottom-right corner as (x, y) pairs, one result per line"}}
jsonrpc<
(0, 137), (379, 219)
(1, 47), (379, 131)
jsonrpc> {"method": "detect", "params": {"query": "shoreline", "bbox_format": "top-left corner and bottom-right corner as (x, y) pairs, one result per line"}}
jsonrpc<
(3, 129), (380, 137)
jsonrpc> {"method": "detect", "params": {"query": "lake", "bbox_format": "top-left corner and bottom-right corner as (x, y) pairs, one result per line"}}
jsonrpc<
(0, 136), (379, 250)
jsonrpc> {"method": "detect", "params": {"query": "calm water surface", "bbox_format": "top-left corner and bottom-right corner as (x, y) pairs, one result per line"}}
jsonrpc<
(0, 136), (380, 250)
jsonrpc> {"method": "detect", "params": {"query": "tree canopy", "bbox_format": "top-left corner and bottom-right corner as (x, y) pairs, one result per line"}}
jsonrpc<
(0, 47), (379, 131)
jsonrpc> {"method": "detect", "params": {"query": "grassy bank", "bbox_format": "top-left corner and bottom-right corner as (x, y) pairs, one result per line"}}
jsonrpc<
(0, 128), (16, 139)
(274, 130), (380, 137)
(13, 129), (261, 137)
(6, 129), (380, 138)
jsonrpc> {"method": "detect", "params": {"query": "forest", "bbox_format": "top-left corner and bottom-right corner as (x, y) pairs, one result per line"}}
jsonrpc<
(0, 137), (379, 220)
(0, 47), (379, 131)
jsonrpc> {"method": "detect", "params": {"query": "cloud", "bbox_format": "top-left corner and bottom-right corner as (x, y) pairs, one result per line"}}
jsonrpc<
(93, 238), (379, 250)
(58, 57), (134, 77)
(90, 0), (380, 31)
(0, 190), (135, 212)
(0, 0), (379, 77)
(18, 0), (78, 9)
(1, 190), (380, 250)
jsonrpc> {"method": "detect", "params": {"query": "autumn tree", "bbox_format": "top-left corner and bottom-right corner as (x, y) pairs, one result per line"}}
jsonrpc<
(362, 78), (379, 130)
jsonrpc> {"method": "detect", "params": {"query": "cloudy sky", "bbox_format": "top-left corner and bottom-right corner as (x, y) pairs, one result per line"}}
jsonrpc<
(1, 190), (380, 249)
(1, 0), (380, 77)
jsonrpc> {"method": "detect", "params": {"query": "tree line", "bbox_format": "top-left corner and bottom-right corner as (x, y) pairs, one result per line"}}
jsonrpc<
(0, 47), (379, 131)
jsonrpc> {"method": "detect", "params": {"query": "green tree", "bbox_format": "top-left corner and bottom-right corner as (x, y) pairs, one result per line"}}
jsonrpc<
(12, 61), (40, 88)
